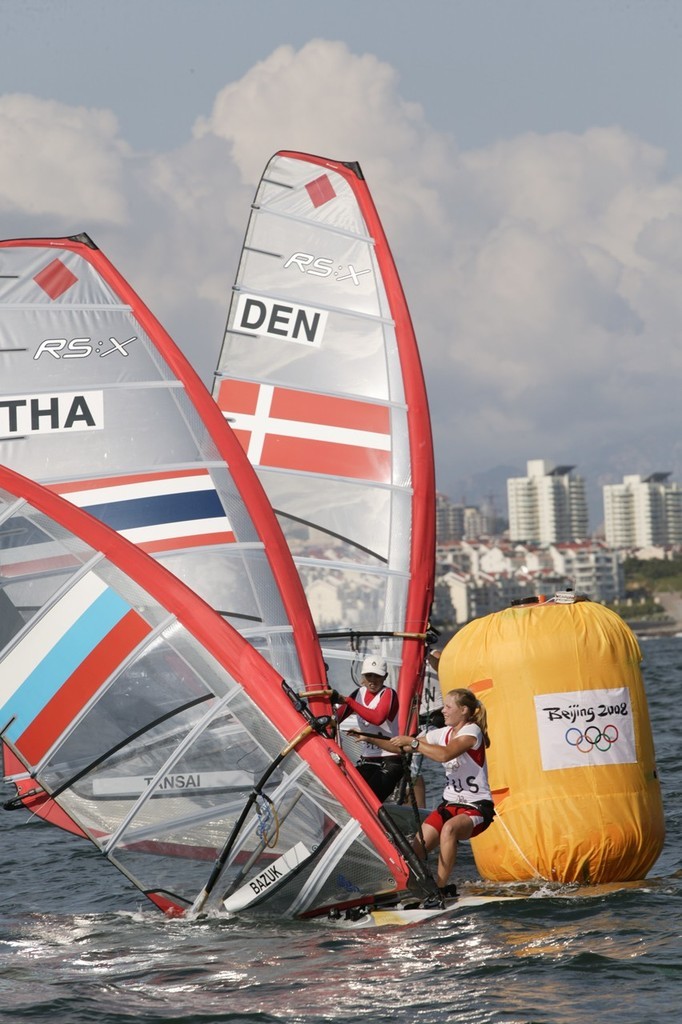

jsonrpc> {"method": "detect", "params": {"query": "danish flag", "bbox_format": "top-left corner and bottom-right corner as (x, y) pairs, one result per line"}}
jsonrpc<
(217, 380), (392, 483)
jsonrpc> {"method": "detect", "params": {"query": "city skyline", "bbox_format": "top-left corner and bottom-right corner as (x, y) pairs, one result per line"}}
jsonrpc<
(437, 460), (682, 542)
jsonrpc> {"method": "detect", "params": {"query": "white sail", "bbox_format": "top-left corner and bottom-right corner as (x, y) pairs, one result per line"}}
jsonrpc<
(213, 153), (436, 729)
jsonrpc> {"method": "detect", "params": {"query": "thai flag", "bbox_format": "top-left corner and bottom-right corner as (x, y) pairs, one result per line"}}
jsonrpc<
(216, 380), (392, 484)
(49, 470), (235, 554)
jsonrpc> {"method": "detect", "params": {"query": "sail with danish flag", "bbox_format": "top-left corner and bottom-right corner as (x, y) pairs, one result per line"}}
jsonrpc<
(213, 152), (436, 730)
(218, 381), (392, 484)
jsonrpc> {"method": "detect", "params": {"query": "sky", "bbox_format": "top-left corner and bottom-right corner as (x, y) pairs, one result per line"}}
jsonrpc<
(2, 0), (682, 529)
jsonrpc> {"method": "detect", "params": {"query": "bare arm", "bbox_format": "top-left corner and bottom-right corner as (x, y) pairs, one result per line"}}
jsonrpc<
(345, 730), (400, 752)
(415, 734), (475, 762)
(347, 728), (476, 762)
(387, 731), (476, 763)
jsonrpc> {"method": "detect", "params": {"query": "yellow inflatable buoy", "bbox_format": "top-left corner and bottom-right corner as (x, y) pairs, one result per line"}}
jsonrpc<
(438, 597), (665, 883)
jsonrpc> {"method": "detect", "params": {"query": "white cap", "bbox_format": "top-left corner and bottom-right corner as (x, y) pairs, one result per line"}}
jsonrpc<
(361, 654), (388, 676)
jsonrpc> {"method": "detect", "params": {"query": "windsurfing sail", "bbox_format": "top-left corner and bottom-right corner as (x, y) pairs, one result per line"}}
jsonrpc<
(212, 152), (436, 730)
(0, 234), (324, 692)
(0, 467), (430, 917)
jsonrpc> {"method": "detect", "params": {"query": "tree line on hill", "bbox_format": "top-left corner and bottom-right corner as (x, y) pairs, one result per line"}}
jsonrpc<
(623, 555), (682, 594)
(609, 554), (682, 623)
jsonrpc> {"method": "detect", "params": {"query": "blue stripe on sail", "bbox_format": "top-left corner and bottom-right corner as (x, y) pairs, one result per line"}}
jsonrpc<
(83, 490), (224, 531)
(3, 588), (130, 742)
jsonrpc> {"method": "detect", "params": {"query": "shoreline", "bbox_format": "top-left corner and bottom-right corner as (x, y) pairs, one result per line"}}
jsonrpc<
(630, 623), (682, 639)
(626, 592), (682, 638)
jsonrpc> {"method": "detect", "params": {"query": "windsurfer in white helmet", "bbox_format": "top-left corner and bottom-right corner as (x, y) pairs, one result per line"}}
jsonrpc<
(331, 655), (403, 802)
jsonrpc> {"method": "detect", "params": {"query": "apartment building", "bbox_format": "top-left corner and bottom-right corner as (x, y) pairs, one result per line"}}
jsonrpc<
(436, 492), (498, 543)
(507, 460), (588, 543)
(603, 473), (682, 549)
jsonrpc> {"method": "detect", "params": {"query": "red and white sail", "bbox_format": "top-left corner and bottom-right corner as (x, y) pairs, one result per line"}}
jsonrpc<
(213, 153), (435, 729)
(0, 170), (438, 914)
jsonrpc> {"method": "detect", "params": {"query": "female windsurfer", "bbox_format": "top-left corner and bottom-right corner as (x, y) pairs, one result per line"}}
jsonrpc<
(332, 655), (403, 802)
(352, 688), (494, 904)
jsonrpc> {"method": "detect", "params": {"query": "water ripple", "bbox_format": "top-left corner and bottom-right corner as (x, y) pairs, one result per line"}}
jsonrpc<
(1, 637), (681, 1024)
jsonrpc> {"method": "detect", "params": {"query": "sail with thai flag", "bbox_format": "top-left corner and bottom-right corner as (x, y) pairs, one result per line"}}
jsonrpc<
(0, 466), (429, 917)
(213, 153), (436, 729)
(0, 233), (324, 690)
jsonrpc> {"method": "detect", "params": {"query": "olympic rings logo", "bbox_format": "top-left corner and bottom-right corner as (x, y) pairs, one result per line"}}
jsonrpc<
(565, 724), (619, 753)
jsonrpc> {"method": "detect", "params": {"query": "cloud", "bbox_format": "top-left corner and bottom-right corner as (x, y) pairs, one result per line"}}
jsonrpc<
(195, 40), (435, 179)
(193, 40), (455, 253)
(415, 126), (682, 514)
(118, 133), (251, 379)
(2, 41), (682, 527)
(0, 94), (130, 223)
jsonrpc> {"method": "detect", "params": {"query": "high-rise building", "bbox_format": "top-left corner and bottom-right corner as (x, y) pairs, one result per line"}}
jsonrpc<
(507, 459), (588, 543)
(603, 473), (682, 549)
(436, 493), (498, 543)
(436, 492), (464, 543)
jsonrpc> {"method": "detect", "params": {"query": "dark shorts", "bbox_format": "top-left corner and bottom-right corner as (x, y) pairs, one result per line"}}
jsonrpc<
(357, 757), (404, 802)
(423, 800), (495, 837)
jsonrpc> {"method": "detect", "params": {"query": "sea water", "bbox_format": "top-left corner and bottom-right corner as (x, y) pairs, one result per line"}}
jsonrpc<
(1, 637), (680, 1024)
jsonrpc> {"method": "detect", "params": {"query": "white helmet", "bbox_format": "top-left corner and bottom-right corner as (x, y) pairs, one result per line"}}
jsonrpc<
(361, 654), (388, 676)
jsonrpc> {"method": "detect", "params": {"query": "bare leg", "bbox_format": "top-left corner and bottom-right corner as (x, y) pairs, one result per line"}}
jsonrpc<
(436, 815), (474, 887)
(412, 821), (440, 861)
(412, 775), (426, 808)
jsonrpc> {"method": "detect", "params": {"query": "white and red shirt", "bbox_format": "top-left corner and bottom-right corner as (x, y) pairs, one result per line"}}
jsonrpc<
(425, 723), (492, 805)
(342, 685), (400, 759)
